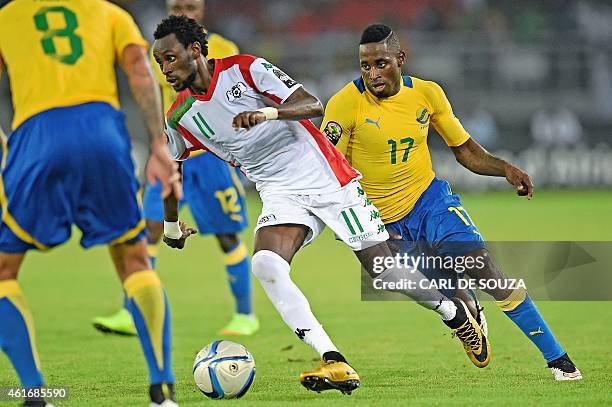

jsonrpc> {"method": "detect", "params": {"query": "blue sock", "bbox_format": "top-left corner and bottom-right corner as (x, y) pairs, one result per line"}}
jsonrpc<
(148, 244), (158, 269)
(498, 289), (565, 363)
(124, 271), (174, 384)
(223, 242), (252, 315)
(0, 280), (44, 388)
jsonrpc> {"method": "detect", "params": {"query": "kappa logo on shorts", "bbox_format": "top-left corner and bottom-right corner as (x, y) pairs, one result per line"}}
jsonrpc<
(226, 82), (248, 102)
(348, 232), (374, 243)
(323, 121), (343, 145)
(257, 214), (277, 225)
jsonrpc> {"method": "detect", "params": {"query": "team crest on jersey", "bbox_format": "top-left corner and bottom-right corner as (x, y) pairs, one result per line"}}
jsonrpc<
(416, 107), (431, 124)
(323, 121), (343, 145)
(226, 82), (248, 102)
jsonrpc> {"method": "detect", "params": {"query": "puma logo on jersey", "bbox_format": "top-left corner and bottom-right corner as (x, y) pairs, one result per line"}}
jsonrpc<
(365, 117), (381, 129)
(226, 81), (248, 102)
(529, 327), (544, 336)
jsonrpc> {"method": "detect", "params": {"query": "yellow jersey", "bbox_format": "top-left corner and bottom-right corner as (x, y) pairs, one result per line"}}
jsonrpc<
(0, 0), (147, 129)
(321, 76), (470, 223)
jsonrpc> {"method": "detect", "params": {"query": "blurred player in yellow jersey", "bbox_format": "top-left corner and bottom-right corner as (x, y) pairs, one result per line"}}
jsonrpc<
(322, 23), (581, 381)
(0, 0), (182, 405)
(93, 0), (259, 338)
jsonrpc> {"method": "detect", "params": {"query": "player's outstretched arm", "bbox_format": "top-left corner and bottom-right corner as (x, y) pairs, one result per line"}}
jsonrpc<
(120, 44), (182, 199)
(162, 163), (197, 249)
(232, 87), (323, 130)
(451, 138), (534, 199)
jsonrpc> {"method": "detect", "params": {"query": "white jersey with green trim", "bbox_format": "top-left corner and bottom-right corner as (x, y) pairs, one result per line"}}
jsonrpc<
(164, 54), (359, 195)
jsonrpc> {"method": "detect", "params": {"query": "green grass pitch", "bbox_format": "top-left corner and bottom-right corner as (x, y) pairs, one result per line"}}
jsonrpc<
(1, 190), (611, 405)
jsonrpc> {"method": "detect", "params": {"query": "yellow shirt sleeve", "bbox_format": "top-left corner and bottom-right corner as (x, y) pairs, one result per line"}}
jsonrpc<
(207, 33), (239, 59)
(321, 87), (359, 156)
(428, 81), (470, 147)
(109, 3), (148, 59)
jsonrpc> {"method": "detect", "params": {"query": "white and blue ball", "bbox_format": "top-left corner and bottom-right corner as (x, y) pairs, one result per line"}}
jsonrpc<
(193, 340), (256, 399)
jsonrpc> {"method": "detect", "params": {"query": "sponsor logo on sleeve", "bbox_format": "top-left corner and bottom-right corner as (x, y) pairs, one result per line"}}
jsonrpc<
(416, 107), (431, 125)
(272, 68), (297, 88)
(260, 61), (297, 88)
(323, 121), (343, 145)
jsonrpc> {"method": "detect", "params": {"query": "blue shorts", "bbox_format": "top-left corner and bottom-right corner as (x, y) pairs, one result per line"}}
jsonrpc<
(385, 178), (486, 297)
(0, 103), (145, 253)
(143, 153), (247, 235)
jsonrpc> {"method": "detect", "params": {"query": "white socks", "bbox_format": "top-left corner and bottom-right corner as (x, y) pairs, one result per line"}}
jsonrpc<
(376, 266), (457, 320)
(435, 299), (457, 321)
(251, 250), (338, 356)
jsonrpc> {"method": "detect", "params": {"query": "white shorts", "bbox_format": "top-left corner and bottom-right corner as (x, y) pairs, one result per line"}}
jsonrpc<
(255, 180), (389, 251)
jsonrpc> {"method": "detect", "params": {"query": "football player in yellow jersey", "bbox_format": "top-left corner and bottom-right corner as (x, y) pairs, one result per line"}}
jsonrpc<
(0, 0), (182, 405)
(93, 0), (259, 338)
(322, 23), (581, 381)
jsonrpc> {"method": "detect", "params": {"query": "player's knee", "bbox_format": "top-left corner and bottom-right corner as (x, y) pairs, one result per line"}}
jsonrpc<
(0, 253), (24, 280)
(251, 250), (290, 283)
(124, 246), (150, 273)
(216, 234), (239, 252)
(110, 239), (150, 281)
(146, 220), (164, 244)
(464, 249), (514, 299)
(464, 249), (498, 279)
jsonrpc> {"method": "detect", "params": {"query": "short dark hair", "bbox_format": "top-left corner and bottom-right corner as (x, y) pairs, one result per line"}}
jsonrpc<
(360, 23), (400, 51)
(154, 15), (208, 56)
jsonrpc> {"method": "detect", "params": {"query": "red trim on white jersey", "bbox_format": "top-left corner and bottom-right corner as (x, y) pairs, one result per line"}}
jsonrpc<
(221, 54), (258, 91)
(178, 149), (191, 160)
(299, 120), (359, 187)
(190, 58), (223, 102)
(176, 124), (234, 164)
(219, 54), (285, 106)
(179, 146), (203, 160)
(225, 55), (287, 104)
(176, 124), (204, 149)
(263, 92), (283, 104)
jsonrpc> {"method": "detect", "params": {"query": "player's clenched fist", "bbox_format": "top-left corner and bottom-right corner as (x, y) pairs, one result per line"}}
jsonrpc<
(504, 163), (534, 199)
(163, 220), (198, 249)
(232, 111), (266, 130)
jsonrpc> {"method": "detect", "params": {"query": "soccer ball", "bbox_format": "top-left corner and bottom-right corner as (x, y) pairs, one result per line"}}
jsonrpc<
(193, 340), (256, 399)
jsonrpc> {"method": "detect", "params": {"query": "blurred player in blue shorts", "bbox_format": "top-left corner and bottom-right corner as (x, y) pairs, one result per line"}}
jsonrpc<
(92, 0), (259, 337)
(322, 24), (581, 381)
(0, 1), (181, 405)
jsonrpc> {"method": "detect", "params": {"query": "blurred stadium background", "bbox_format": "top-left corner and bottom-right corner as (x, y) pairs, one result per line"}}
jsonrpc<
(3, 0), (612, 190)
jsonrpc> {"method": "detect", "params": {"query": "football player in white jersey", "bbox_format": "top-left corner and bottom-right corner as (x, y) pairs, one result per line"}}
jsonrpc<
(152, 15), (491, 394)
